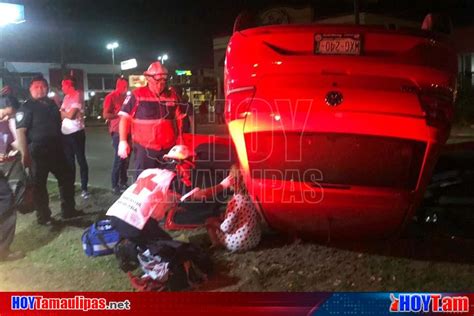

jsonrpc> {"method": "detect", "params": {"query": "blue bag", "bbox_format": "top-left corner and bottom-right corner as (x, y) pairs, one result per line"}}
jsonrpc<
(82, 219), (121, 257)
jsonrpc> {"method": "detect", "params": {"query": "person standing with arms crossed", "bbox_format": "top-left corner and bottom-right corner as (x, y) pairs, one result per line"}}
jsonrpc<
(60, 75), (90, 199)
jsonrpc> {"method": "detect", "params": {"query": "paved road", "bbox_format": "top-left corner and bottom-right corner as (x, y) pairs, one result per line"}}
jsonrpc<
(84, 124), (116, 189)
(84, 122), (228, 190)
(70, 122), (474, 190)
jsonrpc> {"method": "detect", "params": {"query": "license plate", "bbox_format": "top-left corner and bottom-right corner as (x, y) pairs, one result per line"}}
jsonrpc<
(314, 34), (361, 55)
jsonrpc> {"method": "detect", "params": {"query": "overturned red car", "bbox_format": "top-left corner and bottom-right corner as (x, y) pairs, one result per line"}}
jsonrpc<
(224, 17), (457, 239)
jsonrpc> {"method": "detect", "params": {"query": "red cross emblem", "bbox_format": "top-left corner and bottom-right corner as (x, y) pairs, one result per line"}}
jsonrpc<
(133, 174), (157, 195)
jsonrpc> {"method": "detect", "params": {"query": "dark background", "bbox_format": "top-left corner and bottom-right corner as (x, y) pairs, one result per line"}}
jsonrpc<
(0, 0), (473, 67)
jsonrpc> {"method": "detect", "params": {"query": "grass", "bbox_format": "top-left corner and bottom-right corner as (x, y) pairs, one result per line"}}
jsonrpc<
(0, 182), (130, 291)
(2, 182), (474, 291)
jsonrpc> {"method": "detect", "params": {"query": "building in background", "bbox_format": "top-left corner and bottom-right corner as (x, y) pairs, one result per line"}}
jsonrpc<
(0, 61), (120, 118)
(453, 26), (474, 86)
(169, 66), (216, 111)
(213, 6), (314, 100)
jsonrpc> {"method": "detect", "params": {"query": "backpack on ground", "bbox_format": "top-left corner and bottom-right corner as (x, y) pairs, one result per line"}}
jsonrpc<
(82, 219), (121, 257)
(114, 238), (140, 272)
(127, 239), (213, 291)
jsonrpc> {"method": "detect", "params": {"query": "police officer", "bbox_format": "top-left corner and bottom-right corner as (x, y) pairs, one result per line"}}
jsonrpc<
(15, 76), (82, 226)
(117, 61), (182, 179)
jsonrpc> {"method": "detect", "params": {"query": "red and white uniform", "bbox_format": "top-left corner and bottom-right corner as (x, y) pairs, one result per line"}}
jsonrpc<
(118, 86), (180, 151)
(106, 168), (177, 230)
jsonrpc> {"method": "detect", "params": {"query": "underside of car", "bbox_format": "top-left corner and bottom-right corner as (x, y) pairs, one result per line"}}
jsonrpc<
(224, 19), (458, 239)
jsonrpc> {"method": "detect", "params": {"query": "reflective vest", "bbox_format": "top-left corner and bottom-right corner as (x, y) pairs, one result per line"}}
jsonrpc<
(130, 88), (179, 151)
(106, 168), (177, 230)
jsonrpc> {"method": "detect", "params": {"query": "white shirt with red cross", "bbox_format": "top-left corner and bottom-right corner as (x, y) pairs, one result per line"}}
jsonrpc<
(106, 168), (177, 230)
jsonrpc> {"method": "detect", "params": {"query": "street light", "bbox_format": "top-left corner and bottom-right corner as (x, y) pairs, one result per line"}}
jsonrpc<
(157, 54), (169, 64)
(106, 42), (119, 66)
(0, 3), (25, 26)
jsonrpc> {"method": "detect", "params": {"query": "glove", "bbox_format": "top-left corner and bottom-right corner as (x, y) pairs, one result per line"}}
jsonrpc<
(219, 174), (235, 189)
(118, 140), (130, 159)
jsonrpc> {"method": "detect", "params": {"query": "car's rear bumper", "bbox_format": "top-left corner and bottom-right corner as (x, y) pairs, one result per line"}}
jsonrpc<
(229, 111), (445, 239)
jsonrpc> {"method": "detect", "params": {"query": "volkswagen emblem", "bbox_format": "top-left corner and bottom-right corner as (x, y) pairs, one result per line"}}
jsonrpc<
(325, 91), (343, 107)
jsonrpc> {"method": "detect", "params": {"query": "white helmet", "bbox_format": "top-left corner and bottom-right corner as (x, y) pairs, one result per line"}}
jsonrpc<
(163, 145), (195, 161)
(144, 61), (168, 79)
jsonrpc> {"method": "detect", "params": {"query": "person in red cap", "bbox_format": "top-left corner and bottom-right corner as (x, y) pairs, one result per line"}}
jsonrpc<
(103, 77), (130, 194)
(117, 61), (183, 179)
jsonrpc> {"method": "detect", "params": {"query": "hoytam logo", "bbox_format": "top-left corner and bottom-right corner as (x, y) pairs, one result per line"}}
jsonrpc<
(390, 293), (469, 313)
(11, 296), (131, 311)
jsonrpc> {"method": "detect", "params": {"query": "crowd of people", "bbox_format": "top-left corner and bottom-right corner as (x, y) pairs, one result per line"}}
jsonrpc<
(0, 61), (262, 264)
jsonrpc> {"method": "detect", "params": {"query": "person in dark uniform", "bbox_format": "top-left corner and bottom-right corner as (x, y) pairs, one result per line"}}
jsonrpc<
(0, 96), (24, 261)
(15, 76), (82, 226)
(117, 61), (183, 180)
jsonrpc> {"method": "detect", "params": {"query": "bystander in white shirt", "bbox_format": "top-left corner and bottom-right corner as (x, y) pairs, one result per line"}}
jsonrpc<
(61, 91), (84, 135)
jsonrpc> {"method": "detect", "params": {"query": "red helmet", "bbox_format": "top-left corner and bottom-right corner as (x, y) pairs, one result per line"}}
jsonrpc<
(144, 61), (168, 79)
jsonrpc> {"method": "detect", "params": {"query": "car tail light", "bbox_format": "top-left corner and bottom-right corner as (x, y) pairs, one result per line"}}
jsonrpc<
(225, 86), (255, 122)
(418, 86), (454, 128)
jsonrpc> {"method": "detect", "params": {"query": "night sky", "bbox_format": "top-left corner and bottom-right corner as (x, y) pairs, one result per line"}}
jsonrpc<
(0, 0), (473, 68)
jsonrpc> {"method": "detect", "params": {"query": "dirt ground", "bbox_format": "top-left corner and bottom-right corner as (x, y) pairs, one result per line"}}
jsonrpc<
(2, 185), (474, 292)
(191, 228), (474, 292)
(81, 189), (474, 291)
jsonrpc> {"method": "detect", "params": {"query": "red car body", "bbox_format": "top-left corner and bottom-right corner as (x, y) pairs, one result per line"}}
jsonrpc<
(224, 24), (457, 239)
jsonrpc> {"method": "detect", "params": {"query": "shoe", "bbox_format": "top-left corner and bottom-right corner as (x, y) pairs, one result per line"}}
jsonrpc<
(119, 184), (129, 193)
(81, 190), (90, 199)
(38, 218), (56, 226)
(62, 210), (86, 220)
(0, 250), (25, 262)
(112, 187), (121, 195)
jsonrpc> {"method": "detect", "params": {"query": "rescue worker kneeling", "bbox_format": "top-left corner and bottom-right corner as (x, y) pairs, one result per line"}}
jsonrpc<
(107, 145), (233, 247)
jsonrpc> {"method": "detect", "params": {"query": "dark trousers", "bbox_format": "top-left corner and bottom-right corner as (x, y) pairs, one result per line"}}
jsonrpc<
(0, 172), (15, 254)
(216, 113), (225, 124)
(111, 132), (130, 189)
(63, 129), (89, 191)
(133, 144), (171, 180)
(110, 216), (171, 248)
(29, 143), (76, 222)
